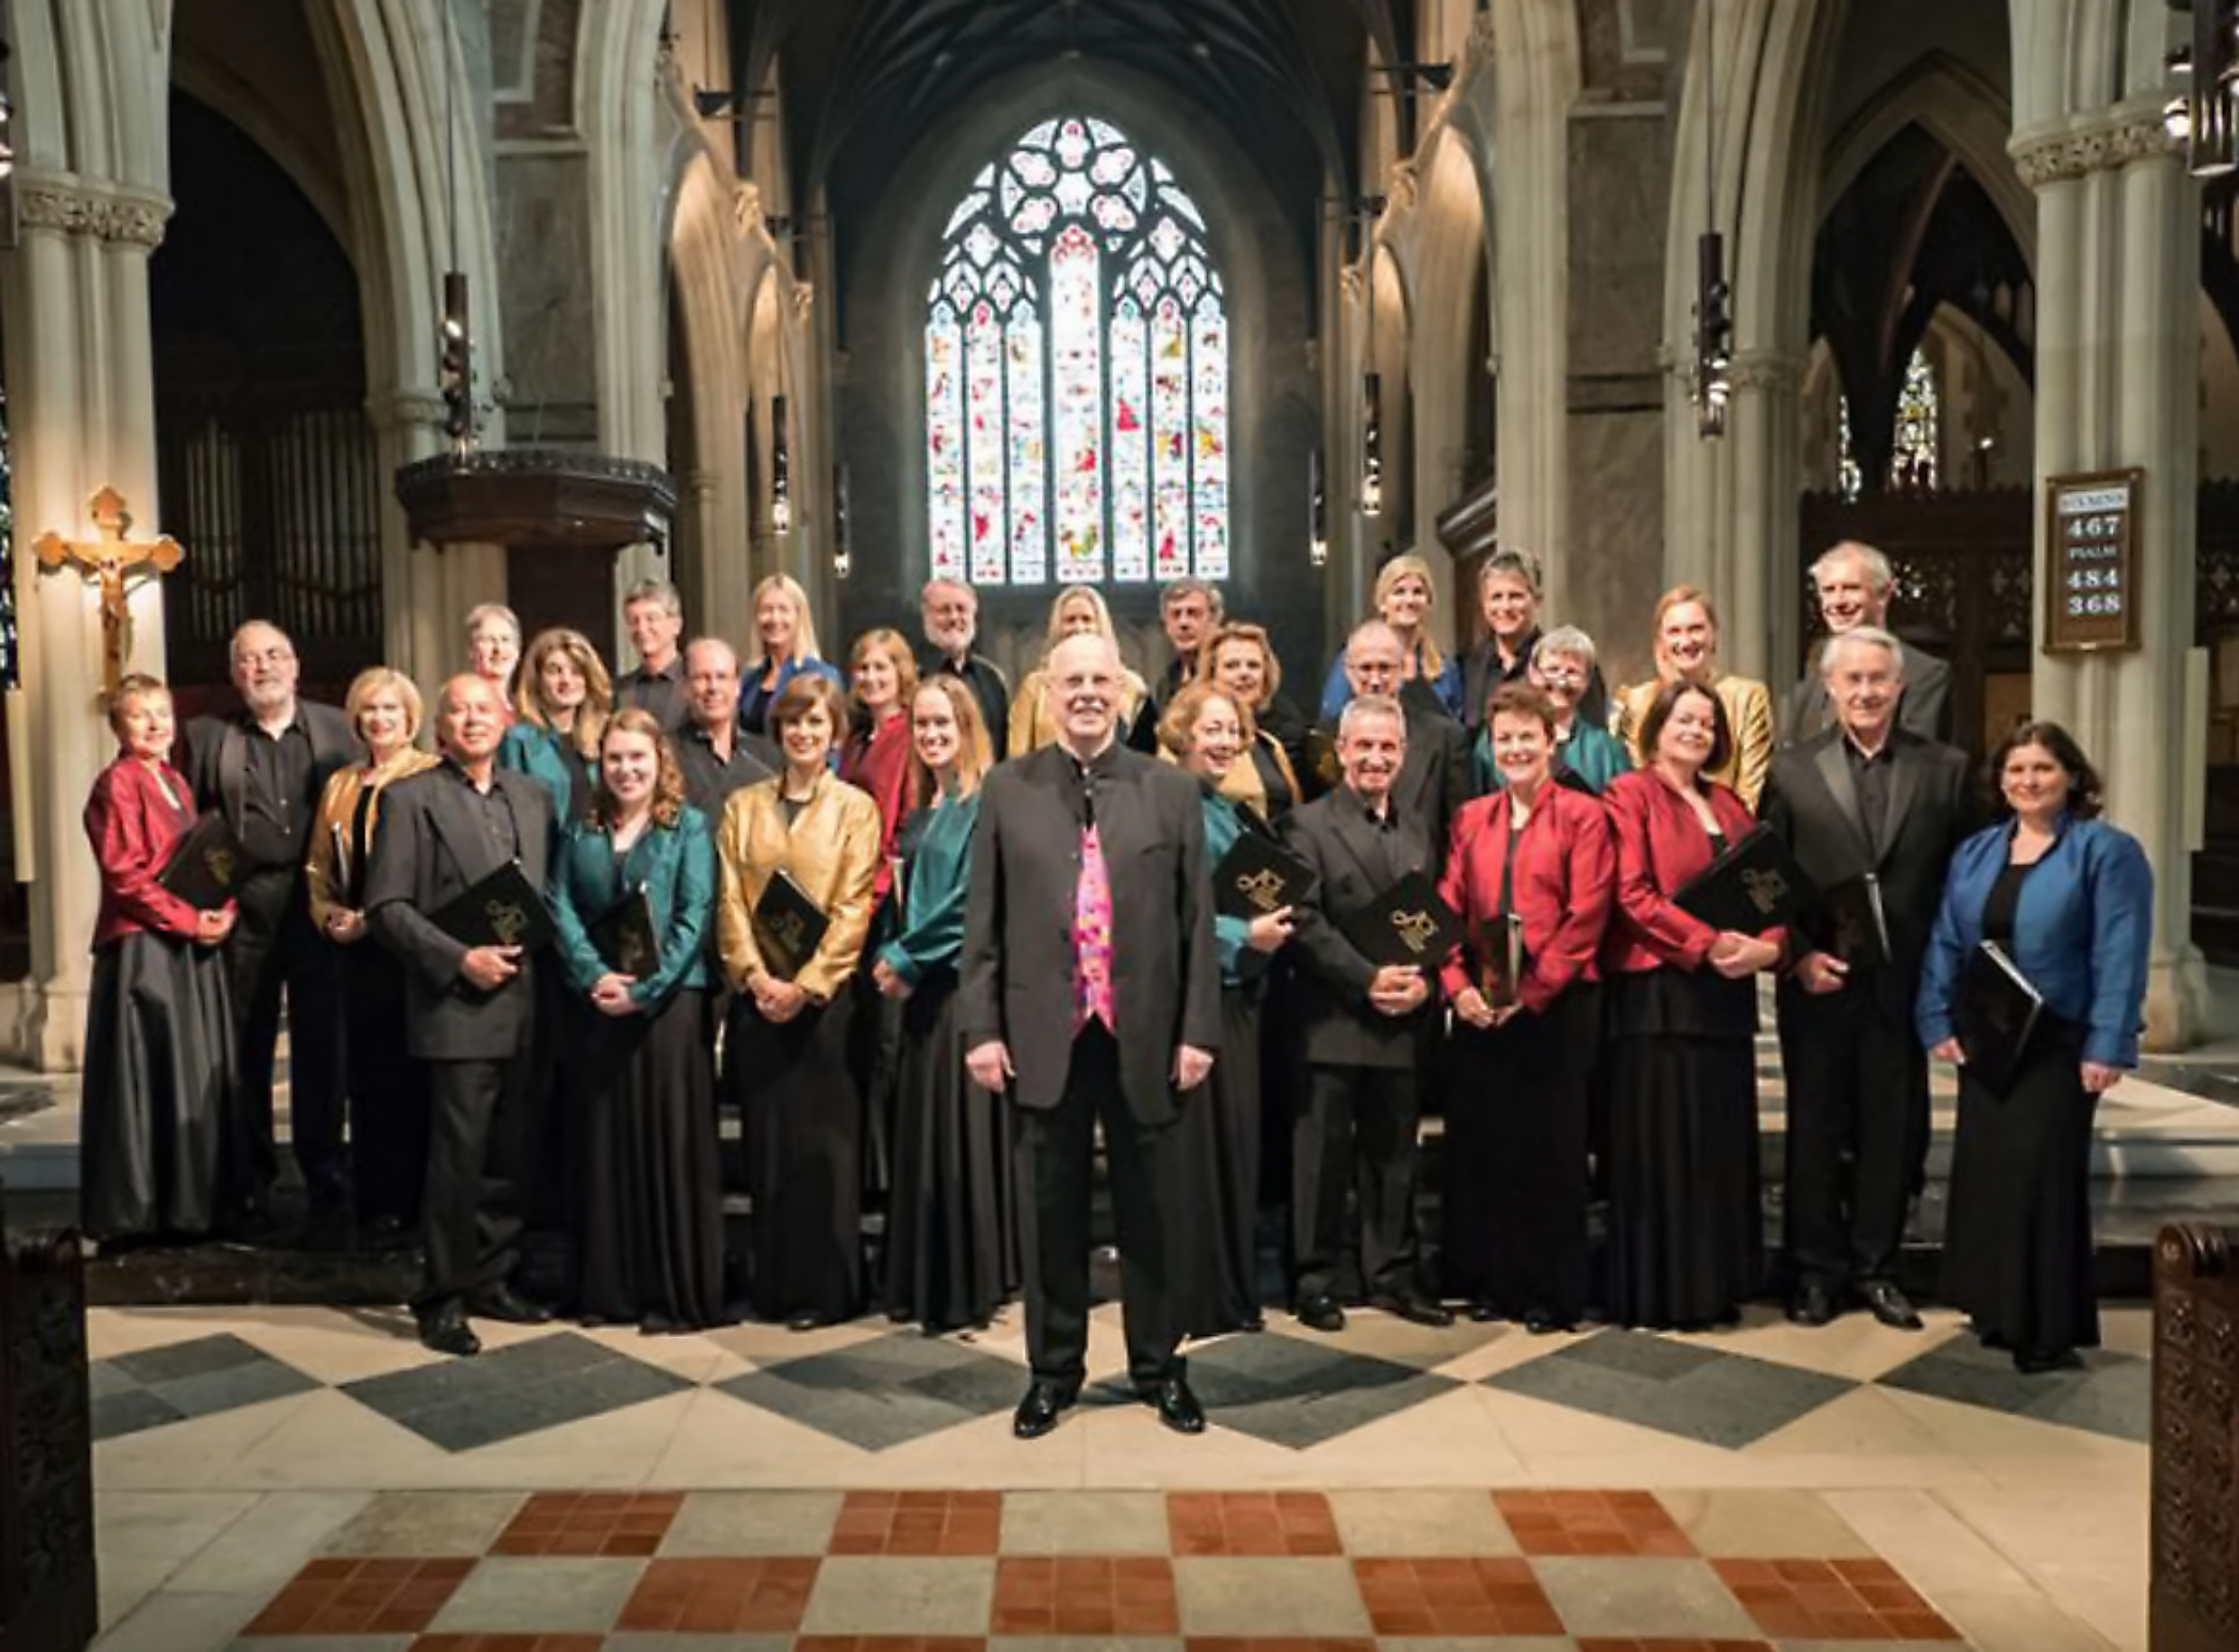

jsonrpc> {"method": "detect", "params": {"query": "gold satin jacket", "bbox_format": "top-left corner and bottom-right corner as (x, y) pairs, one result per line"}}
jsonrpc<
(715, 768), (881, 1003)
(305, 747), (441, 929)
(1615, 672), (1775, 813)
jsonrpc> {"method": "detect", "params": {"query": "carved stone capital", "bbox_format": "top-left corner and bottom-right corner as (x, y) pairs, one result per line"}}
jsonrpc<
(1728, 349), (1806, 394)
(2011, 114), (2179, 190)
(732, 180), (763, 237)
(1385, 158), (1420, 215)
(1339, 265), (1366, 304)
(14, 177), (172, 247)
(789, 281), (815, 320)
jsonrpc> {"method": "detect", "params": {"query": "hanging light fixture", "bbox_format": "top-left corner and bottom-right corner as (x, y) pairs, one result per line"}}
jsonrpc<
(2166, 1), (2239, 177)
(1692, 1), (1733, 440)
(1360, 199), (1385, 518)
(769, 394), (793, 534)
(831, 461), (851, 580)
(1309, 448), (1329, 566)
(436, 23), (477, 452)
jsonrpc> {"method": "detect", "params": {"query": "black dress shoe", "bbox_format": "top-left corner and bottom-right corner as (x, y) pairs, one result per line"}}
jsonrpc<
(1294, 1293), (1347, 1333)
(785, 1310), (826, 1332)
(465, 1285), (556, 1325)
(1468, 1301), (1500, 1323)
(1788, 1280), (1837, 1327)
(1370, 1293), (1455, 1329)
(1012, 1378), (1079, 1439)
(1860, 1281), (1925, 1332)
(416, 1307), (481, 1358)
(2014, 1345), (2083, 1375)
(1235, 1313), (1267, 1334)
(1522, 1307), (1574, 1336)
(1142, 1376), (1206, 1435)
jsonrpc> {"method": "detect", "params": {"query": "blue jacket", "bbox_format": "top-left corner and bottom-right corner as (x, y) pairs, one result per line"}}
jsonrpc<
(548, 806), (716, 1007)
(739, 654), (844, 736)
(497, 720), (589, 829)
(1915, 814), (2153, 1067)
(1318, 647), (1464, 722)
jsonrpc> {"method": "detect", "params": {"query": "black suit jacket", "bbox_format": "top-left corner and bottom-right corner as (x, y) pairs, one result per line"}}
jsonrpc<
(1758, 727), (1976, 1024)
(185, 700), (361, 853)
(959, 741), (1221, 1125)
(365, 763), (553, 1062)
(1281, 788), (1438, 1070)
(1303, 692), (1473, 859)
(1779, 643), (1953, 747)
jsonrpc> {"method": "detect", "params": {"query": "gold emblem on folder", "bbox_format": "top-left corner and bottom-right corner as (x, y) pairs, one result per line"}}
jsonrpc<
(485, 900), (532, 945)
(1234, 868), (1287, 914)
(1391, 908), (1440, 956)
(1740, 868), (1789, 916)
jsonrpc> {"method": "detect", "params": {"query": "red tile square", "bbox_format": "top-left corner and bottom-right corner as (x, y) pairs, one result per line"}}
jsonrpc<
(1574, 1641), (1772, 1651)
(993, 1556), (1179, 1635)
(1494, 1490), (1696, 1558)
(490, 1491), (684, 1557)
(1713, 1556), (1960, 1640)
(1352, 1556), (1564, 1637)
(1185, 1641), (1379, 1651)
(831, 1490), (1004, 1556)
(794, 1640), (988, 1652)
(1167, 1492), (1342, 1556)
(244, 1557), (475, 1637)
(412, 1638), (606, 1652)
(616, 1556), (821, 1633)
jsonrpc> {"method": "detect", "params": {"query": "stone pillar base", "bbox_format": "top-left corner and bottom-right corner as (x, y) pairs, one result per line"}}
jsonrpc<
(2143, 946), (2212, 1054)
(21, 980), (89, 1073)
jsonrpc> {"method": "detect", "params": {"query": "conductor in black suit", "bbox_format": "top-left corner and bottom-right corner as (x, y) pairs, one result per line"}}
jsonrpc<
(962, 632), (1222, 1439)
(1779, 542), (1953, 746)
(1761, 626), (1974, 1331)
(1281, 692), (1454, 1332)
(184, 620), (361, 1230)
(367, 674), (557, 1357)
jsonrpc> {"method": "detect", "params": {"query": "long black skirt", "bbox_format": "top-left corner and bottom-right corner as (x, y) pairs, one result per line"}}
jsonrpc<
(343, 942), (431, 1228)
(731, 988), (862, 1324)
(1605, 975), (1761, 1328)
(81, 933), (239, 1240)
(1443, 984), (1598, 1323)
(567, 987), (727, 1330)
(1941, 1021), (2098, 1354)
(1180, 986), (1264, 1336)
(883, 971), (1017, 1332)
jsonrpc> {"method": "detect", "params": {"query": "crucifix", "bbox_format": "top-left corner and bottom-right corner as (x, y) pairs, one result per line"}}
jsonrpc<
(32, 487), (185, 700)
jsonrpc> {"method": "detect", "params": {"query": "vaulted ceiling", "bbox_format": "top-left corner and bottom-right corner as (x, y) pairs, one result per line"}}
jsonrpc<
(727, 0), (1405, 243)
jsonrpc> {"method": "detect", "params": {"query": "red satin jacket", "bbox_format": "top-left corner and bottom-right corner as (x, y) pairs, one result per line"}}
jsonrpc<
(85, 756), (203, 949)
(1601, 768), (1785, 976)
(841, 710), (915, 901)
(1437, 783), (1615, 1013)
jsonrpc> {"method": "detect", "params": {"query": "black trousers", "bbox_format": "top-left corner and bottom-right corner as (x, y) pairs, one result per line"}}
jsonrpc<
(226, 870), (348, 1210)
(1014, 1023), (1185, 1389)
(1778, 983), (1924, 1288)
(1293, 1061), (1424, 1304)
(416, 1053), (529, 1317)
(343, 943), (430, 1227)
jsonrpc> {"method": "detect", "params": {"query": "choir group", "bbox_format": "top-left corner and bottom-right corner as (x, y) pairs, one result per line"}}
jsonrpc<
(78, 541), (2155, 1439)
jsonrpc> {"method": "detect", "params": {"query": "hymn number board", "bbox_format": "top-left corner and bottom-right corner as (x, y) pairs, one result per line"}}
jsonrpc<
(2044, 469), (2142, 654)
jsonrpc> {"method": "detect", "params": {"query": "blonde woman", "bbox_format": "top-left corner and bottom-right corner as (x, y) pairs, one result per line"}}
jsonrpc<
(464, 603), (523, 717)
(306, 667), (441, 1243)
(1008, 585), (1150, 754)
(740, 572), (844, 737)
(1614, 586), (1775, 812)
(500, 627), (614, 825)
(1319, 552), (1463, 720)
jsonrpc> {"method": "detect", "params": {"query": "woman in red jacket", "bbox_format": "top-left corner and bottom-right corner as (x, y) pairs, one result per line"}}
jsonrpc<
(1438, 685), (1615, 1332)
(80, 673), (241, 1242)
(1601, 679), (1786, 1328)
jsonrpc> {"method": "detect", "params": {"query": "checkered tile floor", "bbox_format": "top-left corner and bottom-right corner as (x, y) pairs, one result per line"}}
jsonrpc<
(228, 1487), (1965, 1646)
(87, 1313), (2150, 1456)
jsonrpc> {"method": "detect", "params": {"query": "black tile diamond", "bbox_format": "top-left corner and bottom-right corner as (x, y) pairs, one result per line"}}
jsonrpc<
(1485, 1329), (1853, 1449)
(89, 1333), (320, 1441)
(1185, 1328), (1464, 1449)
(1877, 1334), (2149, 1443)
(714, 1329), (1027, 1452)
(339, 1331), (694, 1452)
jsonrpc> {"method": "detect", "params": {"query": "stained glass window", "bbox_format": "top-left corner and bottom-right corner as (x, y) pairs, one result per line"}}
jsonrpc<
(1890, 347), (1939, 491)
(925, 116), (1229, 585)
(1836, 394), (1862, 502)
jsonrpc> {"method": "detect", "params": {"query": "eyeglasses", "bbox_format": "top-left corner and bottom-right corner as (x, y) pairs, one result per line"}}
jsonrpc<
(235, 647), (294, 668)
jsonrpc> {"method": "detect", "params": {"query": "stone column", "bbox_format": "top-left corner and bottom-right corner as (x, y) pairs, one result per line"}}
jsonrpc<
(2013, 109), (2209, 1049)
(2, 179), (172, 1069)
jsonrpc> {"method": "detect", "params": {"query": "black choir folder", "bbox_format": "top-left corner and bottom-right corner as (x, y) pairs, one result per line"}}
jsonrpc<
(432, 858), (555, 952)
(1675, 825), (1816, 933)
(754, 868), (828, 979)
(589, 884), (662, 977)
(1954, 940), (2045, 1098)
(1340, 870), (1463, 970)
(158, 812), (247, 911)
(1213, 831), (1317, 919)
(1817, 872), (1892, 968)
